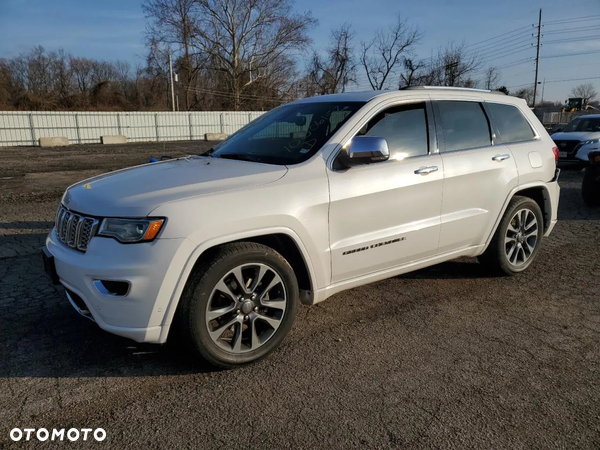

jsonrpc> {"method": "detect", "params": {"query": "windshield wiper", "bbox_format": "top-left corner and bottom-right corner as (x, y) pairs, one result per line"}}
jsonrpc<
(217, 153), (260, 162)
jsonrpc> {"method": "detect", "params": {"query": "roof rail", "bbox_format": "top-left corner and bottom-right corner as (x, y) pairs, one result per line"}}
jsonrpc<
(400, 86), (507, 95)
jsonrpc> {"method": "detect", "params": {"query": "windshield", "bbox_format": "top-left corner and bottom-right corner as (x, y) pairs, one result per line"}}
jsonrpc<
(562, 117), (600, 133)
(211, 101), (365, 165)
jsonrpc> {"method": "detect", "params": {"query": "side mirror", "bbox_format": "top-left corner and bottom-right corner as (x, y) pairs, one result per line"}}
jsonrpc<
(555, 127), (563, 133)
(343, 136), (390, 167)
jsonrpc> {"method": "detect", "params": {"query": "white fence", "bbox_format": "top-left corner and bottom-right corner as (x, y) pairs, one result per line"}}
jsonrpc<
(0, 111), (265, 147)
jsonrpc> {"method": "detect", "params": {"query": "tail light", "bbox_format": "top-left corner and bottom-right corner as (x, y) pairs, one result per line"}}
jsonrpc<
(552, 146), (559, 161)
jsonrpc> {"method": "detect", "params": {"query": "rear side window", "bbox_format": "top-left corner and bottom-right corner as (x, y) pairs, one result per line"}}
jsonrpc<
(487, 103), (536, 143)
(437, 101), (491, 152)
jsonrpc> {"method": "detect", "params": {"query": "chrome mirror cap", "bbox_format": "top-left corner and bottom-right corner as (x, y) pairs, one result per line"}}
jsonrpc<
(346, 136), (390, 165)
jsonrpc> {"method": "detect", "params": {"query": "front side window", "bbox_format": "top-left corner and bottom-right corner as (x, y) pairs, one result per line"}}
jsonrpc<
(561, 116), (600, 133)
(211, 101), (364, 165)
(487, 103), (536, 143)
(356, 103), (429, 160)
(437, 101), (491, 152)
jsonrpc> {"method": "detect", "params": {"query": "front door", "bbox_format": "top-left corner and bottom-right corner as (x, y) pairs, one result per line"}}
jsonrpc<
(327, 101), (444, 283)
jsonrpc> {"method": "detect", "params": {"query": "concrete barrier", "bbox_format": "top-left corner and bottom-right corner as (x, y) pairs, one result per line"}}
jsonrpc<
(101, 135), (127, 144)
(39, 137), (69, 147)
(205, 133), (228, 141)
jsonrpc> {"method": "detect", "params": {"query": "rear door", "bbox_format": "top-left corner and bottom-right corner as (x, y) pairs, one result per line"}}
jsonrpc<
(433, 100), (519, 253)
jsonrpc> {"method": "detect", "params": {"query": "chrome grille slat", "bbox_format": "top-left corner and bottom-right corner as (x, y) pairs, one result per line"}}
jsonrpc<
(66, 214), (77, 247)
(55, 205), (98, 252)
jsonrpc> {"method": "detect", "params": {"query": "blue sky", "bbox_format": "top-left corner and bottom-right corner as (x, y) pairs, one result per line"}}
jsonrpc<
(0, 0), (599, 102)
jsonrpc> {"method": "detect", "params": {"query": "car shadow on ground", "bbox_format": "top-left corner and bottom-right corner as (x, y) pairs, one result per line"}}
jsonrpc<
(0, 221), (55, 229)
(398, 258), (492, 280)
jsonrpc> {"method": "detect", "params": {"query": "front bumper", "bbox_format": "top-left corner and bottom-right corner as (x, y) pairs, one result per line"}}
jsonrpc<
(45, 229), (194, 343)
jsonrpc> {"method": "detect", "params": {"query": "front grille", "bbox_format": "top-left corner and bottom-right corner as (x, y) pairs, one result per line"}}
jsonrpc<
(554, 140), (581, 158)
(55, 205), (99, 252)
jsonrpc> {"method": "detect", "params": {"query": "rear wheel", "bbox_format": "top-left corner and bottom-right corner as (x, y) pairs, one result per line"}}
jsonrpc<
(175, 242), (298, 369)
(478, 196), (544, 275)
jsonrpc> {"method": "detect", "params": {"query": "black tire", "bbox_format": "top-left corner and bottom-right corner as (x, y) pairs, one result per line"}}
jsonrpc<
(478, 196), (544, 276)
(174, 242), (298, 369)
(582, 169), (600, 206)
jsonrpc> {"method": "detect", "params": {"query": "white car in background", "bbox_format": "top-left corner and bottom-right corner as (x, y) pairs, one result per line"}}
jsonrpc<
(43, 87), (561, 369)
(550, 114), (600, 163)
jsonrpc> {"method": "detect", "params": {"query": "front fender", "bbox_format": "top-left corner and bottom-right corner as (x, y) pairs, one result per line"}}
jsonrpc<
(156, 226), (319, 343)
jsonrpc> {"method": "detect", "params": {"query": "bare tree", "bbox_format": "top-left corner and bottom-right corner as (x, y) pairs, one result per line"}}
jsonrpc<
(360, 16), (420, 90)
(399, 58), (425, 87)
(400, 42), (481, 88)
(143, 0), (200, 109)
(21, 46), (54, 95)
(306, 23), (356, 95)
(570, 83), (598, 103)
(191, 0), (315, 110)
(436, 42), (481, 87)
(515, 86), (534, 106)
(0, 59), (15, 108)
(70, 57), (95, 95)
(482, 66), (501, 90)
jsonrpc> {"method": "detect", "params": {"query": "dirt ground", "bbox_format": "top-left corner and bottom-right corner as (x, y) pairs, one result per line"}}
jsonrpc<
(0, 142), (599, 449)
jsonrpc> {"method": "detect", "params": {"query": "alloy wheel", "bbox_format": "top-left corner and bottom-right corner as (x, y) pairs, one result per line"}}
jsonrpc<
(205, 263), (287, 353)
(504, 208), (539, 267)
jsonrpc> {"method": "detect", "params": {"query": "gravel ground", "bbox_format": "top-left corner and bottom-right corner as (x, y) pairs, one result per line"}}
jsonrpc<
(0, 143), (599, 449)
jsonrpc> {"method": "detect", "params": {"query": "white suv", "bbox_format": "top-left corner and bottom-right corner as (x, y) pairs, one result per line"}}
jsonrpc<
(43, 87), (561, 368)
(550, 114), (600, 163)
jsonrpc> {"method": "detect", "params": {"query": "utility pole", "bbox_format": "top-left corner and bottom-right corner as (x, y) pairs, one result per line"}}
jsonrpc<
(532, 8), (542, 107)
(541, 77), (546, 105)
(168, 51), (176, 112)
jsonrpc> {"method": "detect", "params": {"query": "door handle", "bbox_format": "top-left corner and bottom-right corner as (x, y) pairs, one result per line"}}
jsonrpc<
(492, 154), (511, 162)
(414, 166), (439, 175)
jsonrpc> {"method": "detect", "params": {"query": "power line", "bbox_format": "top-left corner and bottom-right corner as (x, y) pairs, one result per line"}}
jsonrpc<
(543, 24), (600, 35)
(543, 49), (600, 59)
(463, 25), (531, 49)
(507, 83), (533, 90)
(463, 30), (534, 55)
(544, 14), (600, 25)
(543, 34), (600, 45)
(503, 68), (535, 79)
(184, 85), (286, 102)
(467, 38), (534, 60)
(478, 44), (535, 65)
(495, 57), (535, 70)
(544, 76), (600, 84)
(508, 76), (600, 89)
(541, 60), (600, 71)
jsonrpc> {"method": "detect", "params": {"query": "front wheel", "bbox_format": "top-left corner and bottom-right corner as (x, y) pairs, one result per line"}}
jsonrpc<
(175, 242), (298, 369)
(478, 196), (544, 275)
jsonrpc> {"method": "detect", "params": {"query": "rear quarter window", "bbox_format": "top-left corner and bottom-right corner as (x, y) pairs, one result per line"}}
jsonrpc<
(487, 103), (536, 144)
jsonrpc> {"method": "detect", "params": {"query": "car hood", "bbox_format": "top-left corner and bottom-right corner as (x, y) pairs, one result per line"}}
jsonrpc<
(551, 131), (600, 141)
(62, 156), (288, 217)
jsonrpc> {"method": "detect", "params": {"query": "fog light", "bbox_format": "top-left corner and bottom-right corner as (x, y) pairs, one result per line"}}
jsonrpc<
(93, 280), (130, 297)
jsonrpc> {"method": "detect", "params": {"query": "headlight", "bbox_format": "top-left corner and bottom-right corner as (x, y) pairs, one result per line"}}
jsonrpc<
(98, 218), (165, 243)
(582, 139), (599, 145)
